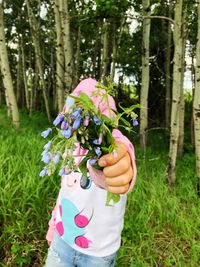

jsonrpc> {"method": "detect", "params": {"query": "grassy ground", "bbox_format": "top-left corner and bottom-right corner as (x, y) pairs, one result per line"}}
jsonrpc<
(0, 109), (199, 267)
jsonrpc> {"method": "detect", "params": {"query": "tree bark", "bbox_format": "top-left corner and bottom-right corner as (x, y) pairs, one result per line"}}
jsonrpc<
(110, 31), (116, 83)
(101, 19), (109, 85)
(177, 8), (187, 157)
(191, 53), (195, 148)
(74, 25), (81, 87)
(193, 2), (200, 195)
(140, 0), (151, 148)
(54, 0), (65, 111)
(60, 0), (73, 93)
(16, 37), (24, 108)
(111, 18), (125, 82)
(21, 37), (30, 111)
(92, 20), (102, 80)
(165, 2), (173, 130)
(0, 2), (20, 129)
(167, 0), (183, 185)
(26, 0), (51, 122)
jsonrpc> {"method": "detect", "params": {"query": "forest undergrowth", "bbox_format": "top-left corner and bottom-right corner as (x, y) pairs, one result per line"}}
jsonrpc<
(0, 109), (199, 267)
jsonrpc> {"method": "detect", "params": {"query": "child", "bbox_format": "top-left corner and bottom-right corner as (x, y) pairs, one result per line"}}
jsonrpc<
(44, 78), (137, 267)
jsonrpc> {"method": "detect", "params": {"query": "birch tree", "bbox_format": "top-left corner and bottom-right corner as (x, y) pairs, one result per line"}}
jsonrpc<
(165, 1), (173, 129)
(111, 18), (125, 82)
(54, 0), (65, 111)
(26, 0), (51, 122)
(177, 7), (187, 157)
(101, 19), (109, 85)
(140, 0), (151, 148)
(16, 36), (24, 107)
(21, 36), (30, 111)
(193, 1), (200, 194)
(60, 0), (74, 92)
(0, 1), (20, 129)
(167, 0), (183, 184)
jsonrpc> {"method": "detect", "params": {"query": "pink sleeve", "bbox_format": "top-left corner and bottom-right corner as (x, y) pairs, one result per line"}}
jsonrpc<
(88, 129), (137, 193)
(46, 205), (57, 242)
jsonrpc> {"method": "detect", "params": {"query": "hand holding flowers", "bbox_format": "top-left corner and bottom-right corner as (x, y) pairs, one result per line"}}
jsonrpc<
(98, 141), (133, 195)
(40, 81), (138, 205)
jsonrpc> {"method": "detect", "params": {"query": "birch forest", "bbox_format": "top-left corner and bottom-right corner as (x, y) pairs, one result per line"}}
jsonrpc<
(0, 0), (200, 266)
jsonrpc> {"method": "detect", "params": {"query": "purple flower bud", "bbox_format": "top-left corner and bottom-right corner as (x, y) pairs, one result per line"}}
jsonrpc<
(39, 168), (47, 177)
(53, 114), (64, 126)
(42, 152), (51, 164)
(94, 147), (102, 157)
(93, 134), (103, 145)
(93, 139), (99, 145)
(53, 152), (61, 164)
(41, 150), (47, 156)
(43, 141), (51, 151)
(71, 108), (82, 120)
(132, 119), (139, 126)
(83, 115), (90, 127)
(41, 128), (52, 138)
(98, 133), (103, 144)
(72, 117), (82, 130)
(59, 168), (65, 176)
(61, 128), (72, 138)
(89, 158), (97, 166)
(93, 116), (101, 125)
(61, 120), (69, 130)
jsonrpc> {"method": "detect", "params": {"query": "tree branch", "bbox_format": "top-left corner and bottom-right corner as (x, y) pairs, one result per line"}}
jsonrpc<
(143, 16), (174, 24)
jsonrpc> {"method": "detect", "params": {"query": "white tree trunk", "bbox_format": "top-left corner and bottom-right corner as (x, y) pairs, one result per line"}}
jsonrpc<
(101, 19), (109, 85)
(60, 0), (73, 92)
(16, 37), (23, 107)
(178, 9), (187, 157)
(21, 37), (30, 111)
(0, 2), (20, 129)
(193, 2), (200, 194)
(140, 0), (151, 148)
(167, 0), (183, 185)
(191, 54), (195, 148)
(54, 0), (65, 111)
(111, 18), (125, 82)
(110, 33), (116, 82)
(165, 2), (172, 129)
(26, 0), (51, 122)
(74, 26), (81, 86)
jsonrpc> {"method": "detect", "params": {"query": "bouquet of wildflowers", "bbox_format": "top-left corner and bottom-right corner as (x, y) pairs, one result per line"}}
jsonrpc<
(40, 81), (138, 205)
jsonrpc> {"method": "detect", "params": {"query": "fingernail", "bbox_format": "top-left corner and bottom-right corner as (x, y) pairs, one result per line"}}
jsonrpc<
(98, 159), (106, 167)
(113, 150), (118, 158)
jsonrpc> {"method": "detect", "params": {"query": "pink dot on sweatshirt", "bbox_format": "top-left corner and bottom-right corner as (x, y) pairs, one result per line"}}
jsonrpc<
(74, 214), (89, 228)
(75, 236), (90, 248)
(56, 221), (64, 236)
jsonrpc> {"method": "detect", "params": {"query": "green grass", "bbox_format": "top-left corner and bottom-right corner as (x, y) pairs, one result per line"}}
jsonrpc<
(0, 109), (199, 266)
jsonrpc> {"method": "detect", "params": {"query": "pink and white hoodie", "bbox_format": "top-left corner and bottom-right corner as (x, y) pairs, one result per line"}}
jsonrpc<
(46, 78), (137, 257)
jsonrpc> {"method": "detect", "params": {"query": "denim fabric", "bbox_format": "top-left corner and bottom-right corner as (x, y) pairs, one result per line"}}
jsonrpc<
(44, 232), (117, 267)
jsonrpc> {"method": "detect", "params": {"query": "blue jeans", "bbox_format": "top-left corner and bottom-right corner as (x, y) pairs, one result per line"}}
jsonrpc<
(44, 232), (117, 267)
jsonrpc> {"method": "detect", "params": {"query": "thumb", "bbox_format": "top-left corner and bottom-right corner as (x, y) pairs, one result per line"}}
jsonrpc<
(98, 141), (127, 167)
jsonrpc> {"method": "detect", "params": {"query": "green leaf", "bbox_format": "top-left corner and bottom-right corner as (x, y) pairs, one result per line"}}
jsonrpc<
(70, 93), (95, 111)
(79, 156), (89, 177)
(106, 192), (120, 206)
(11, 244), (20, 254)
(119, 117), (131, 127)
(101, 146), (110, 154)
(119, 103), (140, 114)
